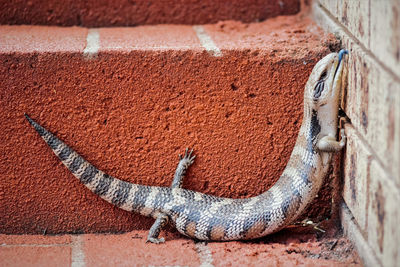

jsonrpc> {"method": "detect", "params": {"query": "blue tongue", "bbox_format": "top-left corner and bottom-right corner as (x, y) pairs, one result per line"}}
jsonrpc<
(338, 49), (349, 63)
(334, 49), (348, 78)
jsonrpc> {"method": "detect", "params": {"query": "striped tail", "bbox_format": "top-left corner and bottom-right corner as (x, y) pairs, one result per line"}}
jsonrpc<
(24, 114), (157, 213)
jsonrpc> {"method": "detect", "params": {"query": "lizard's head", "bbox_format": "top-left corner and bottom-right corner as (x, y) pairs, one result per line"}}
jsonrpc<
(304, 49), (348, 106)
(304, 49), (348, 134)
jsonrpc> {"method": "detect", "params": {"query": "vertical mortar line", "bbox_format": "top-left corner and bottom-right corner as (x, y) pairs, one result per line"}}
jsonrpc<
(195, 242), (214, 267)
(193, 26), (222, 57)
(71, 235), (85, 267)
(83, 29), (100, 59)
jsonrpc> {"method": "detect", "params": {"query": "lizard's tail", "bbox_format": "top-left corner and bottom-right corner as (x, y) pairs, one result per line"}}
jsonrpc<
(24, 114), (156, 212)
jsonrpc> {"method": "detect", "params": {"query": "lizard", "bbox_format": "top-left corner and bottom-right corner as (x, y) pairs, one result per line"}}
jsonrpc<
(25, 49), (348, 243)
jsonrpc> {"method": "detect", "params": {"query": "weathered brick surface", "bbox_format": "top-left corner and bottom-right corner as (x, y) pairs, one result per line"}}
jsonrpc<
(83, 232), (200, 267)
(370, 0), (400, 77)
(315, 1), (400, 184)
(208, 236), (360, 267)
(0, 17), (338, 234)
(0, 234), (71, 245)
(0, 0), (300, 27)
(0, 26), (87, 53)
(367, 160), (400, 267)
(342, 41), (400, 185)
(342, 124), (370, 232)
(343, 124), (400, 267)
(319, 0), (370, 48)
(340, 203), (381, 267)
(318, 0), (400, 78)
(0, 246), (71, 267)
(313, 1), (400, 266)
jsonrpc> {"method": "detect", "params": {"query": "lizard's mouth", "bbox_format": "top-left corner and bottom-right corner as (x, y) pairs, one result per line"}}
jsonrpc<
(333, 49), (348, 79)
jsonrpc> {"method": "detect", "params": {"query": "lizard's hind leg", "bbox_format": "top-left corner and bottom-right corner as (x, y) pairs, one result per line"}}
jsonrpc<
(146, 148), (196, 244)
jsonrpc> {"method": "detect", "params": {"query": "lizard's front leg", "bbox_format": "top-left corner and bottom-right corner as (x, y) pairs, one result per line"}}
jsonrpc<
(146, 148), (196, 244)
(317, 129), (347, 152)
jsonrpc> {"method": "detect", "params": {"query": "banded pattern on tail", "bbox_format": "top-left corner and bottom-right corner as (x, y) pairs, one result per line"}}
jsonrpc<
(25, 114), (163, 215)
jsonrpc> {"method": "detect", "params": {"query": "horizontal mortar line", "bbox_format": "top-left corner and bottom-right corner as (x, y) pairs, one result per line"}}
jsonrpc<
(317, 2), (400, 83)
(340, 202), (382, 267)
(0, 243), (71, 247)
(344, 122), (400, 191)
(193, 25), (222, 57)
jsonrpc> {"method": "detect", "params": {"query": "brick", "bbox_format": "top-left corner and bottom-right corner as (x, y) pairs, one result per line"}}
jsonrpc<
(0, 18), (338, 234)
(83, 231), (200, 267)
(203, 15), (335, 60)
(318, 0), (370, 49)
(0, 25), (87, 53)
(370, 0), (400, 77)
(0, 234), (71, 245)
(338, 0), (370, 48)
(0, 0), (300, 27)
(342, 124), (370, 232)
(97, 26), (201, 52)
(367, 160), (400, 267)
(0, 246), (71, 267)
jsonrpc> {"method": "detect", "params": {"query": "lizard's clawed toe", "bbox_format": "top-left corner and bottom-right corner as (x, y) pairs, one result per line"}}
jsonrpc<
(146, 237), (165, 244)
(180, 148), (196, 165)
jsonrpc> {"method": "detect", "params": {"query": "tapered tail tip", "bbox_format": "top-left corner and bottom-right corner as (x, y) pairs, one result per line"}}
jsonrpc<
(24, 113), (35, 125)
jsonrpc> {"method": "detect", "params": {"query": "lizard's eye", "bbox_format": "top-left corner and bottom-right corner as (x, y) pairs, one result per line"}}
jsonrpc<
(319, 70), (327, 81)
(313, 70), (327, 99)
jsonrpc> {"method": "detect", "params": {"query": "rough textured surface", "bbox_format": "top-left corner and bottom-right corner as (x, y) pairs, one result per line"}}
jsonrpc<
(0, 230), (361, 266)
(0, 14), (339, 234)
(208, 230), (361, 267)
(0, 246), (71, 267)
(0, 0), (300, 27)
(83, 232), (200, 266)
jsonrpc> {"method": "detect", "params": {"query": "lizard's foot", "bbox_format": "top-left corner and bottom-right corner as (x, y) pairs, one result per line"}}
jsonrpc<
(171, 148), (196, 188)
(179, 148), (196, 166)
(146, 237), (165, 244)
(146, 215), (168, 244)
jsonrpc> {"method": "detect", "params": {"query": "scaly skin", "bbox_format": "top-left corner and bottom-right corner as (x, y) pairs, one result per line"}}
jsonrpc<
(25, 50), (348, 242)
